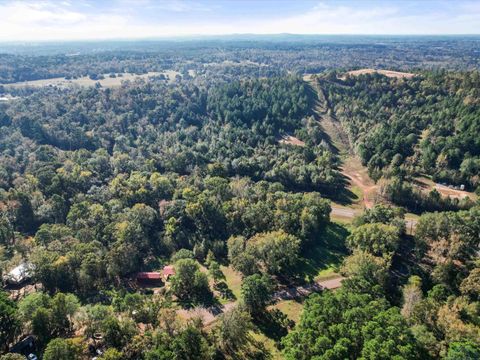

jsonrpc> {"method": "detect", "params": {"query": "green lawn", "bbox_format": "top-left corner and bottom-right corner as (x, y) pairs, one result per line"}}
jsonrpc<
(251, 331), (284, 360)
(270, 300), (304, 323)
(221, 265), (243, 300)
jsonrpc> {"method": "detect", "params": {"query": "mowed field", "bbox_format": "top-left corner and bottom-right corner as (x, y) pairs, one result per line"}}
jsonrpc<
(1, 70), (182, 89)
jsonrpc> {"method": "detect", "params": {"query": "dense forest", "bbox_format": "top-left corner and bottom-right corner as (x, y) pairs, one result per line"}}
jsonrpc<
(1, 37), (480, 360)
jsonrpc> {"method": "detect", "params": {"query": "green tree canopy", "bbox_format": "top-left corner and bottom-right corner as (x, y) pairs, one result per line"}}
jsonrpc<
(241, 274), (273, 314)
(43, 338), (82, 360)
(346, 223), (400, 258)
(0, 291), (18, 352)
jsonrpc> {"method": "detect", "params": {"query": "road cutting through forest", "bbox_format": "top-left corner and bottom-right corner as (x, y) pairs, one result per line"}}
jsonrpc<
(305, 75), (419, 230)
(306, 75), (379, 210)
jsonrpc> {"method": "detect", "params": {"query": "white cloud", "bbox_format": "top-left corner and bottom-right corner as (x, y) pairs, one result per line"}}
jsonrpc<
(0, 0), (478, 41)
(253, 1), (479, 35)
(3, 1), (86, 25)
(253, 2), (401, 34)
(146, 0), (213, 12)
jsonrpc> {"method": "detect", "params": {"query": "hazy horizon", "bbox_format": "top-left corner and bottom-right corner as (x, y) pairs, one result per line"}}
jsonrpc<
(1, 0), (480, 42)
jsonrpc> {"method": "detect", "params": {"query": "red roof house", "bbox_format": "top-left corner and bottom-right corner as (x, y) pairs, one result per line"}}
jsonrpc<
(136, 272), (162, 282)
(162, 265), (175, 280)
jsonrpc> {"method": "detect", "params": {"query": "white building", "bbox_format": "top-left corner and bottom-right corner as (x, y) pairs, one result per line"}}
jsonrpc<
(4, 263), (33, 285)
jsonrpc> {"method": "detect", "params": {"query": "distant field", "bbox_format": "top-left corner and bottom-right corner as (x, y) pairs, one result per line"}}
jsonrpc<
(340, 68), (416, 79)
(1, 70), (181, 89)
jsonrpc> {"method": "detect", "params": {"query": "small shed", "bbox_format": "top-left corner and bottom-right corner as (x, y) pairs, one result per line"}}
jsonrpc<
(162, 265), (176, 281)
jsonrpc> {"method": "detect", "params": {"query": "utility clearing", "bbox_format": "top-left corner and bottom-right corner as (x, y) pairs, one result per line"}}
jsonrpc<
(305, 74), (471, 220)
(306, 75), (378, 210)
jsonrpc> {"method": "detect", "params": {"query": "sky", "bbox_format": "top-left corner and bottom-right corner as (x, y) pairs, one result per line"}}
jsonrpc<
(1, 0), (480, 41)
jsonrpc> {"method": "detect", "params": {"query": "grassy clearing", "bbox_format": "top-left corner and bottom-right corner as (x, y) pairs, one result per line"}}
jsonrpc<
(221, 265), (243, 300)
(251, 331), (284, 360)
(340, 69), (415, 79)
(270, 300), (304, 324)
(330, 214), (355, 225)
(296, 222), (350, 282)
(315, 267), (341, 281)
(405, 212), (420, 221)
(329, 202), (360, 224)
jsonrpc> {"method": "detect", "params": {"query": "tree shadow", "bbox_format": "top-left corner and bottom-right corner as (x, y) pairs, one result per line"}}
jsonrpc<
(292, 223), (350, 283)
(323, 172), (358, 205)
(253, 309), (294, 342)
(176, 289), (219, 309)
(214, 281), (237, 301)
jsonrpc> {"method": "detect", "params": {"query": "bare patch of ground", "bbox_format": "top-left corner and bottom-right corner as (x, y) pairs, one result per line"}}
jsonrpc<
(303, 74), (314, 81)
(340, 157), (379, 209)
(278, 135), (305, 147)
(317, 276), (345, 290)
(433, 183), (476, 200)
(273, 275), (345, 302)
(177, 302), (237, 327)
(339, 68), (416, 80)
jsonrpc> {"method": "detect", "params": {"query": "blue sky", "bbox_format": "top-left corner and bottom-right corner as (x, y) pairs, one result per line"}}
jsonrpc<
(1, 0), (479, 41)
